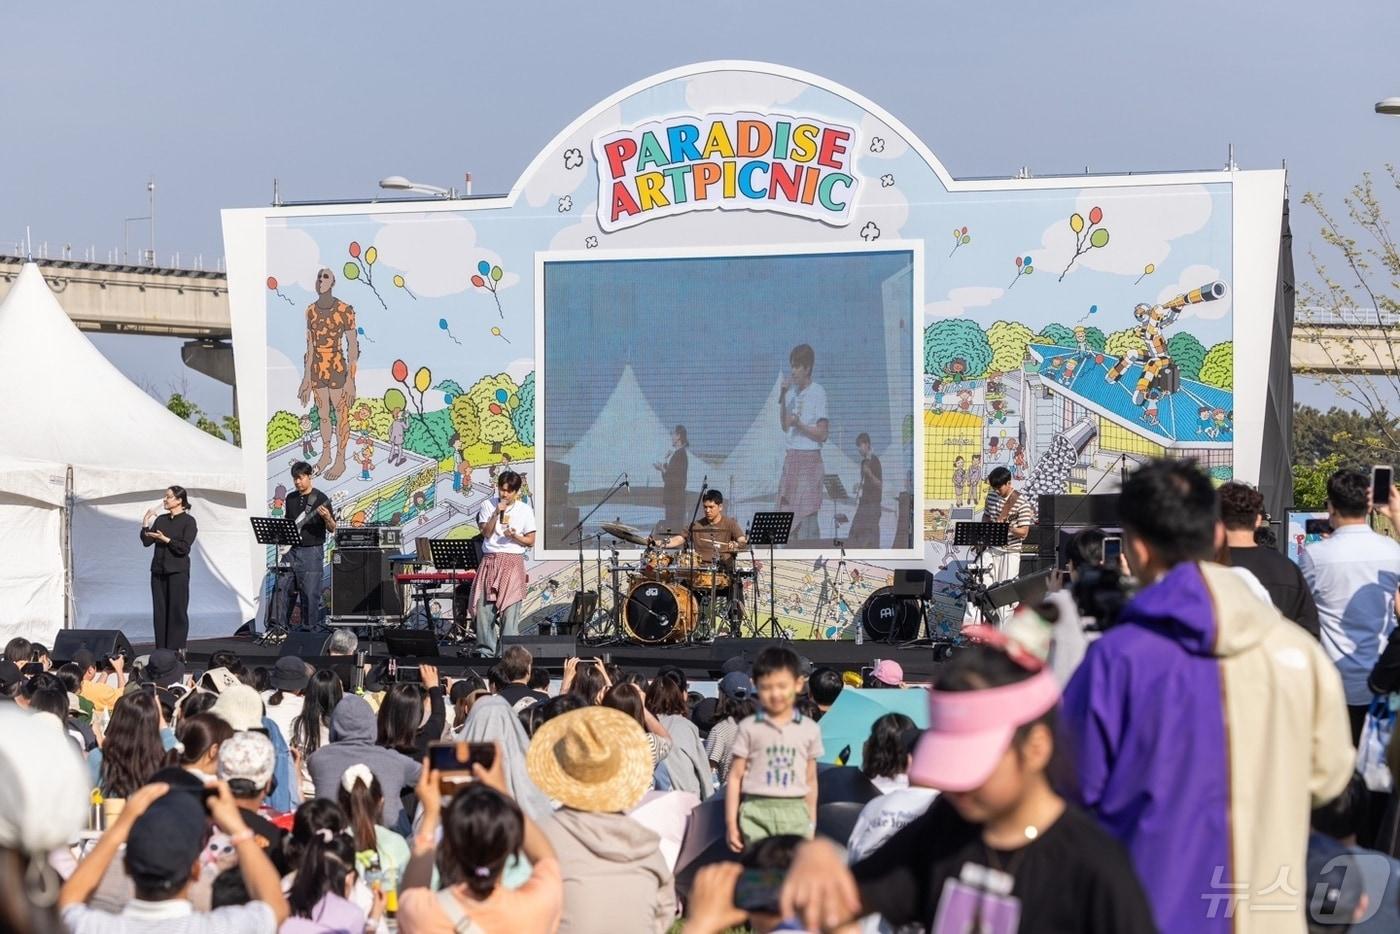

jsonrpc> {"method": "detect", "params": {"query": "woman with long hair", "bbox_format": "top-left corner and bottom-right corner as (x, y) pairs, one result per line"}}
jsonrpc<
(89, 690), (165, 799)
(376, 682), (429, 758)
(338, 765), (411, 888)
(601, 682), (672, 768)
(140, 485), (198, 652)
(860, 712), (917, 793)
(645, 674), (714, 799)
(562, 657), (610, 705)
(170, 712), (234, 777)
(290, 669), (343, 798)
(283, 820), (386, 934)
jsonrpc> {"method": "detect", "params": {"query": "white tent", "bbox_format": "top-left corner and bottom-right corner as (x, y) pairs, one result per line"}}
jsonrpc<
(0, 263), (253, 646)
(563, 365), (674, 492)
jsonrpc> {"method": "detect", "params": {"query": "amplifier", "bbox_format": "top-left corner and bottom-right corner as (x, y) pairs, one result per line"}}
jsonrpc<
(335, 526), (403, 549)
(332, 548), (406, 619)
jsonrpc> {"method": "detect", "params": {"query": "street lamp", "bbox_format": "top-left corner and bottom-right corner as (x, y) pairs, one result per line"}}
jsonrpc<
(379, 175), (471, 199)
(1376, 98), (1400, 115)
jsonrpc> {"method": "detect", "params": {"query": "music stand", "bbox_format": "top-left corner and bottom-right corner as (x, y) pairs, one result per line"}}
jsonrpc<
(823, 474), (850, 543)
(251, 517), (301, 643)
(953, 521), (1009, 624)
(428, 539), (481, 642)
(747, 512), (793, 639)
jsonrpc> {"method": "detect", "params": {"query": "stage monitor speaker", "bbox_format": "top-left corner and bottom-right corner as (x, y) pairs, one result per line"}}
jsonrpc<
(278, 631), (334, 658)
(563, 591), (599, 633)
(891, 569), (934, 600)
(52, 630), (135, 663)
(383, 630), (441, 659)
(332, 549), (405, 618)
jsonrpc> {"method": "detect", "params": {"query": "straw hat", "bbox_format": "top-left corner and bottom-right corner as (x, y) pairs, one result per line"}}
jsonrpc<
(526, 706), (653, 813)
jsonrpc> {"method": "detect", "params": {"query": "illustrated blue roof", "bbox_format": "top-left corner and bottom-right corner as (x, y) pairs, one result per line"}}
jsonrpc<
(1026, 343), (1233, 447)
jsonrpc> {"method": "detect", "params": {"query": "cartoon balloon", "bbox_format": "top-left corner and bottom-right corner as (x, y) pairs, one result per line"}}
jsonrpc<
(1070, 213), (1085, 233)
(490, 326), (510, 343)
(1015, 257), (1023, 268)
(1088, 206), (1104, 225)
(391, 359), (408, 382)
(1095, 354), (1105, 365)
(1024, 265), (1034, 274)
(489, 403), (502, 416)
(960, 226), (968, 235)
(490, 265), (503, 282)
(342, 262), (360, 280)
(349, 241), (362, 258)
(438, 318), (448, 330)
(471, 275), (485, 288)
(1090, 304), (1098, 314)
(1144, 263), (1155, 275)
(357, 326), (364, 334)
(365, 246), (377, 265)
(266, 276), (278, 290)
(413, 367), (432, 394)
(1089, 228), (1110, 248)
(494, 388), (507, 404)
(961, 234), (970, 244)
(393, 274), (405, 288)
(477, 260), (490, 276)
(444, 393), (455, 405)
(383, 388), (406, 412)
(1024, 256), (1032, 266)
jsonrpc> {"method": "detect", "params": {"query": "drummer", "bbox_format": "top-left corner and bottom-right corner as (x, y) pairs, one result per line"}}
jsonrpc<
(657, 489), (747, 571)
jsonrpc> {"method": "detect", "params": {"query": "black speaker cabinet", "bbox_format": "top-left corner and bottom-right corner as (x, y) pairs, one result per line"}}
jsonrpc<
(891, 569), (934, 600)
(278, 631), (334, 658)
(383, 630), (441, 658)
(331, 548), (405, 619)
(52, 629), (135, 662)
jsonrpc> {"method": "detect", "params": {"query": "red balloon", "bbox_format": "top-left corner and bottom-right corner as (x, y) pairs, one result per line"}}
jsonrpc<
(349, 241), (362, 258)
(266, 276), (278, 290)
(391, 359), (408, 382)
(1015, 257), (1023, 267)
(489, 403), (502, 416)
(1088, 206), (1103, 225)
(1095, 354), (1105, 364)
(960, 226), (968, 235)
(471, 274), (485, 288)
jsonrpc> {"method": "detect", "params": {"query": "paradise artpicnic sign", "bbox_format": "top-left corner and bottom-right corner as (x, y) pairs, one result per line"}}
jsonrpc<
(594, 112), (861, 233)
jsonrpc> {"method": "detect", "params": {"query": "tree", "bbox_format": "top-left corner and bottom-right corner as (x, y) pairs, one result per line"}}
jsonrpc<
(266, 411), (300, 451)
(986, 321), (1035, 374)
(1294, 403), (1400, 470)
(1294, 170), (1400, 454)
(1294, 453), (1344, 509)
(450, 394), (482, 449)
(1083, 326), (1107, 351)
(1105, 328), (1147, 358)
(222, 415), (242, 448)
(1200, 342), (1233, 389)
(924, 319), (994, 381)
(406, 409), (456, 459)
(465, 373), (521, 454)
(512, 371), (535, 446)
(1166, 333), (1207, 381)
(1035, 323), (1076, 347)
(166, 392), (237, 445)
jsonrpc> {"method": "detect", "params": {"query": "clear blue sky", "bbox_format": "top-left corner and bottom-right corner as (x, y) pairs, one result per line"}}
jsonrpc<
(5, 1), (1398, 421)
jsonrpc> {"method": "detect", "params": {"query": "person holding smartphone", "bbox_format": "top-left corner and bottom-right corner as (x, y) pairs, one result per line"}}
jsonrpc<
(140, 485), (198, 653)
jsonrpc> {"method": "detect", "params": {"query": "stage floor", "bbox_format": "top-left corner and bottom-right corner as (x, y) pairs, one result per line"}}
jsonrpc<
(142, 633), (949, 682)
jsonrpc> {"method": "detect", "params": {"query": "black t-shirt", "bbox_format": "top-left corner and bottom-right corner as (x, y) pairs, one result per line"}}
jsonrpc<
(285, 489), (331, 546)
(853, 798), (1157, 934)
(497, 683), (549, 710)
(1228, 546), (1320, 638)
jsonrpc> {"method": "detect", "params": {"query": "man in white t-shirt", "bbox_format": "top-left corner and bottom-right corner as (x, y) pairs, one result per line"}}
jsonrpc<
(777, 343), (829, 543)
(474, 470), (536, 657)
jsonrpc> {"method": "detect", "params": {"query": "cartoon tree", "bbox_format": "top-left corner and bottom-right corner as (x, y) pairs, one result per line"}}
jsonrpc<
(450, 395), (482, 449)
(1035, 323), (1076, 347)
(405, 409), (456, 459)
(512, 372), (535, 446)
(1105, 328), (1148, 358)
(266, 411), (300, 451)
(986, 321), (1036, 373)
(1200, 342), (1234, 390)
(465, 373), (521, 454)
(1166, 333), (1208, 381)
(924, 319), (994, 381)
(351, 397), (392, 439)
(1083, 327), (1107, 351)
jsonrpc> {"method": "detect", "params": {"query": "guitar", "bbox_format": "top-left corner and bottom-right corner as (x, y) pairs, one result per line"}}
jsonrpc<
(995, 488), (1021, 523)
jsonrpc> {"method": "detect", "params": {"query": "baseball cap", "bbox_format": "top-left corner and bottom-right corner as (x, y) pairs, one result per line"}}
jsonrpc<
(218, 731), (276, 788)
(1306, 833), (1366, 926)
(124, 790), (209, 888)
(199, 667), (241, 694)
(721, 653), (751, 676)
(719, 671), (754, 701)
(909, 668), (1060, 793)
(210, 684), (265, 732)
(871, 659), (904, 686)
(141, 649), (185, 686)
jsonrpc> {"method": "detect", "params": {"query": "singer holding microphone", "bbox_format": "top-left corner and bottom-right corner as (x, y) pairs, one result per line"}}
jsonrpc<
(141, 486), (198, 653)
(474, 469), (535, 657)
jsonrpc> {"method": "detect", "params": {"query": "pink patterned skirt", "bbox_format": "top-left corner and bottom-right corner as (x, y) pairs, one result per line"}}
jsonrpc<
(778, 449), (825, 519)
(474, 551), (527, 612)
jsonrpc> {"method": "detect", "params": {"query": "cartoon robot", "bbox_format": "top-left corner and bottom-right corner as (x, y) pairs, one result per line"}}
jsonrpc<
(1106, 281), (1227, 406)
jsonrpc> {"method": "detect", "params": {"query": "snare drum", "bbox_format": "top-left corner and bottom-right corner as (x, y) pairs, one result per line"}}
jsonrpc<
(673, 554), (732, 591)
(640, 547), (676, 581)
(623, 580), (697, 644)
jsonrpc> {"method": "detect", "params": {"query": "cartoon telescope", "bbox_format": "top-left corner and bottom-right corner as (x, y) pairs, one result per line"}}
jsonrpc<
(1161, 281), (1227, 310)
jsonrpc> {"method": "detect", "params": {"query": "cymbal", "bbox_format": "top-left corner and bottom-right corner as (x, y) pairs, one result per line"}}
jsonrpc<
(601, 521), (650, 546)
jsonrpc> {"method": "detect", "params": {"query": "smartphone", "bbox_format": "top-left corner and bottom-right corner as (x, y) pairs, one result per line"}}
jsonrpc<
(734, 867), (787, 914)
(1305, 518), (1333, 536)
(429, 741), (497, 794)
(1101, 536), (1123, 568)
(1374, 465), (1393, 507)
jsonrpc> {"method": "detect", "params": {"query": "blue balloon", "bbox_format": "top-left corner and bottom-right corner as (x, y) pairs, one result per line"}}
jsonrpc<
(1023, 255), (1032, 265)
(444, 394), (455, 405)
(1089, 305), (1098, 314)
(356, 327), (364, 334)
(494, 388), (507, 403)
(438, 318), (448, 329)
(477, 260), (490, 276)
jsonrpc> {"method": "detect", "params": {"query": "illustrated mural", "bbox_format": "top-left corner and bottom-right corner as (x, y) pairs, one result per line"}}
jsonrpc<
(232, 62), (1272, 640)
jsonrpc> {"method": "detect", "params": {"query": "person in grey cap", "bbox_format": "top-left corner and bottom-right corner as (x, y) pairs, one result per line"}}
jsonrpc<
(706, 671), (756, 783)
(58, 780), (289, 932)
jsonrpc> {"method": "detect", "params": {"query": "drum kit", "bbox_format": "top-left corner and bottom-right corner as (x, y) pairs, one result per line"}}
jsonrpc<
(596, 520), (753, 645)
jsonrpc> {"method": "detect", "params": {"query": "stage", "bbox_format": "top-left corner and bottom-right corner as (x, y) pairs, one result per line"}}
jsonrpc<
(137, 633), (950, 683)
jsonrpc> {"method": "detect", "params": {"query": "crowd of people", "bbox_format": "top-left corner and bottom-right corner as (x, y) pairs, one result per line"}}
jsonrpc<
(5, 458), (1400, 932)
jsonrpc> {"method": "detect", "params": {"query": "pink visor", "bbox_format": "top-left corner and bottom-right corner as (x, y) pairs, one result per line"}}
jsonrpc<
(909, 668), (1061, 792)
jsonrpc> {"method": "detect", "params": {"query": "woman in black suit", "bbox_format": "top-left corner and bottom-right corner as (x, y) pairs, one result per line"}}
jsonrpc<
(141, 486), (198, 652)
(654, 425), (689, 533)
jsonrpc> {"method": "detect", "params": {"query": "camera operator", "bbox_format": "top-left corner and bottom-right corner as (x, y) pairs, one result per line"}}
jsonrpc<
(1041, 528), (1133, 684)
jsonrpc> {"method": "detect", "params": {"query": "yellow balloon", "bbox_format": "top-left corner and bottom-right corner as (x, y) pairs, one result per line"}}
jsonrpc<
(1144, 263), (1155, 275)
(1069, 213), (1085, 233)
(393, 274), (405, 288)
(413, 367), (431, 393)
(365, 246), (378, 265)
(490, 327), (501, 336)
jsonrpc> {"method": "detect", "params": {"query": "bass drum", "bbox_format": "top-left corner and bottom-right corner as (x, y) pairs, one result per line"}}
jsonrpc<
(859, 586), (922, 642)
(624, 580), (697, 644)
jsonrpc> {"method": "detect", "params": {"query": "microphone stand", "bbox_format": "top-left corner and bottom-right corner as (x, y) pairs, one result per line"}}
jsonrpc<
(566, 473), (629, 606)
(681, 476), (708, 562)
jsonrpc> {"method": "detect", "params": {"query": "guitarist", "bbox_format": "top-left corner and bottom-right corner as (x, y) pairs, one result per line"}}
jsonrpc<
(982, 466), (1034, 596)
